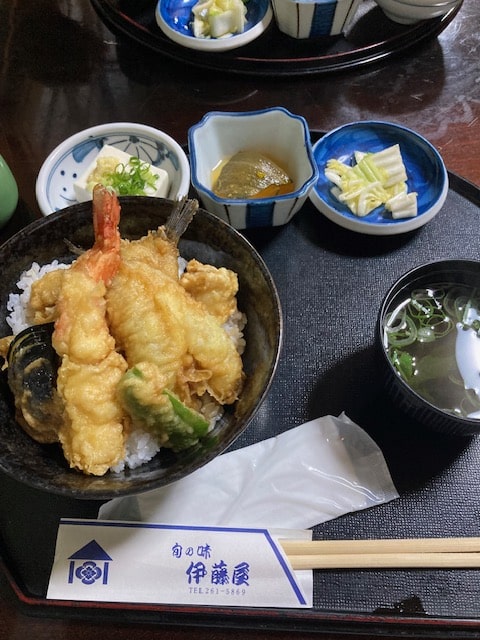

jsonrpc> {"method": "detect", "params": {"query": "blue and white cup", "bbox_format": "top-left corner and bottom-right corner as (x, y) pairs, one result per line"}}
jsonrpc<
(272, 0), (361, 38)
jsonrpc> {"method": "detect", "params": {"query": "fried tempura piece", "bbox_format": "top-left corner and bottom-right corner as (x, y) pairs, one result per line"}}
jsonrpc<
(52, 186), (128, 475)
(29, 269), (65, 324)
(108, 261), (188, 391)
(120, 229), (180, 280)
(57, 351), (127, 475)
(107, 207), (244, 407)
(180, 289), (244, 404)
(108, 258), (243, 405)
(53, 270), (114, 363)
(0, 335), (13, 363)
(180, 259), (239, 325)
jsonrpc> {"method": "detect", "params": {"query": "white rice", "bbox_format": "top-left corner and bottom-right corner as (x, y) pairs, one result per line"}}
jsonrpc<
(224, 308), (247, 355)
(110, 428), (162, 473)
(6, 261), (70, 335)
(6, 259), (246, 473)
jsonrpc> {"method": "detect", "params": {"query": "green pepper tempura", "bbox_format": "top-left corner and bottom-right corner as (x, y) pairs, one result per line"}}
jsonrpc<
(119, 363), (210, 452)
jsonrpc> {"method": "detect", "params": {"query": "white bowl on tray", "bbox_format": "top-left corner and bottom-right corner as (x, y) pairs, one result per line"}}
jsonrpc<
(155, 0), (273, 52)
(373, 0), (461, 24)
(188, 107), (319, 230)
(35, 122), (190, 216)
(309, 120), (449, 236)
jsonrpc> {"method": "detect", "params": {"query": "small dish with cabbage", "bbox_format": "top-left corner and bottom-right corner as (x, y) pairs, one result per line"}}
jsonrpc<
(309, 120), (448, 236)
(155, 0), (273, 51)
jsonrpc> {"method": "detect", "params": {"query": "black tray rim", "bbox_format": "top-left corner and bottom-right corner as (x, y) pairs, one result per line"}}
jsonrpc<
(4, 553), (480, 637)
(2, 167), (480, 635)
(90, 0), (463, 77)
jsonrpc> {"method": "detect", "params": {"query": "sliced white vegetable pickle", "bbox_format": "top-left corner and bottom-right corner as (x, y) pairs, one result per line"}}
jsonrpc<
(385, 191), (418, 219)
(325, 144), (417, 219)
(191, 0), (247, 38)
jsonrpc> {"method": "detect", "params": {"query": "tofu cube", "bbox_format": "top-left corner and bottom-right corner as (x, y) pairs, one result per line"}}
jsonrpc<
(73, 144), (169, 202)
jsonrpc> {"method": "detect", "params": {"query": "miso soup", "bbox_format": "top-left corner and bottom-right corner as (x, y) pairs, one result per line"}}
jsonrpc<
(383, 283), (480, 419)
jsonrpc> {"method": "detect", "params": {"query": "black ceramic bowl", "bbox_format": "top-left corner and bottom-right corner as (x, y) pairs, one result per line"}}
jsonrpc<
(377, 259), (480, 437)
(0, 197), (282, 499)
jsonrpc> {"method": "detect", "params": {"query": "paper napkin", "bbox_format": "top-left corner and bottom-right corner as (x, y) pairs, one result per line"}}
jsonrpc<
(99, 413), (398, 529)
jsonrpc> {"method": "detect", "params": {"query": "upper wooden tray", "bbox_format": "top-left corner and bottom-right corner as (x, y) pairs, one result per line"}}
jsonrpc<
(90, 0), (462, 77)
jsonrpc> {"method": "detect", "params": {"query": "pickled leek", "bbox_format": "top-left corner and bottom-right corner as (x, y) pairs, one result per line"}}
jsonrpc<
(192, 0), (247, 38)
(325, 144), (417, 218)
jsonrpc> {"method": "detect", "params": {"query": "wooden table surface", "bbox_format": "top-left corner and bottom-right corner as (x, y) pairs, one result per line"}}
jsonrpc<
(1, 0), (479, 638)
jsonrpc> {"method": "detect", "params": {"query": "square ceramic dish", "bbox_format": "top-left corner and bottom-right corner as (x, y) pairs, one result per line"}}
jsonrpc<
(188, 107), (319, 229)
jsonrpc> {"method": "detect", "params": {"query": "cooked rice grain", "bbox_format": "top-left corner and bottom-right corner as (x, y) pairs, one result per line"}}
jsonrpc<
(6, 261), (69, 335)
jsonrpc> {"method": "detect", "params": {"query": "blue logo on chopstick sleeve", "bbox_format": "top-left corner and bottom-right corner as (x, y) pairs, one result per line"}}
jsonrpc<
(68, 540), (112, 586)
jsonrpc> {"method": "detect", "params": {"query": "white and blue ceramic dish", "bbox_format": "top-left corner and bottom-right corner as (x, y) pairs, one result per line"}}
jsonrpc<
(309, 120), (448, 236)
(373, 0), (460, 24)
(272, 0), (361, 39)
(35, 122), (190, 216)
(188, 107), (319, 230)
(155, 0), (273, 52)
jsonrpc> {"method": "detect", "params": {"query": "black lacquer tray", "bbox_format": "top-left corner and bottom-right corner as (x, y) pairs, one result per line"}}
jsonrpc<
(90, 0), (462, 77)
(2, 156), (480, 634)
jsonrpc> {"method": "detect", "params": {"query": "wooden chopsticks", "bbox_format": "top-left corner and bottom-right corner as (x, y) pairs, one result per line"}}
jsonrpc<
(279, 537), (480, 570)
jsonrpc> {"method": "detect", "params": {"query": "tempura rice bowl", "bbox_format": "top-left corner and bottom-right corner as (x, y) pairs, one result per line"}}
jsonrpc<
(0, 197), (282, 499)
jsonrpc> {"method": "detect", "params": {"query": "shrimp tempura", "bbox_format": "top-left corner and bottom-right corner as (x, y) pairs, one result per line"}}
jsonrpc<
(53, 185), (128, 475)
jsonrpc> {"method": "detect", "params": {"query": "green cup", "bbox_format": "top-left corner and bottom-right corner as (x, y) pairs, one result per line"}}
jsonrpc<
(0, 155), (18, 228)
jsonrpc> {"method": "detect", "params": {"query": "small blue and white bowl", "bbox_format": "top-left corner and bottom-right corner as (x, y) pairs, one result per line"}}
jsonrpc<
(188, 108), (319, 230)
(155, 0), (273, 51)
(309, 120), (449, 236)
(35, 122), (190, 216)
(272, 0), (361, 39)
